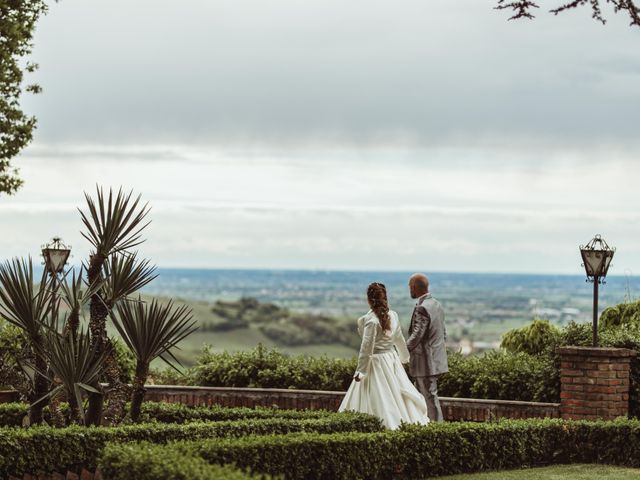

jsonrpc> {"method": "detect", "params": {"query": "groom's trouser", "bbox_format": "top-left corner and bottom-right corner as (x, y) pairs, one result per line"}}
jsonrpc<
(415, 375), (443, 422)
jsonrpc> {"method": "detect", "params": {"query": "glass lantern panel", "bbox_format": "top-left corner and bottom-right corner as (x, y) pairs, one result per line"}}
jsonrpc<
(44, 249), (70, 273)
(582, 250), (605, 277)
(602, 251), (614, 277)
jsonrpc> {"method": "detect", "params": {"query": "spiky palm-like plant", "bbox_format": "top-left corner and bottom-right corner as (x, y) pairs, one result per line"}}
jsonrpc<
(111, 298), (196, 422)
(0, 258), (53, 424)
(59, 266), (101, 340)
(35, 327), (107, 424)
(102, 254), (157, 306)
(79, 187), (150, 425)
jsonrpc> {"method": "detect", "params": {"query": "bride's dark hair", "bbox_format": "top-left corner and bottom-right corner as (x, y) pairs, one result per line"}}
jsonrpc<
(367, 282), (391, 332)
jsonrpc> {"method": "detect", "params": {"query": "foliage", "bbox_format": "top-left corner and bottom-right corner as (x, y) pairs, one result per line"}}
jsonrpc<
(100, 443), (263, 480)
(0, 258), (53, 423)
(111, 337), (136, 383)
(0, 0), (48, 194)
(111, 297), (196, 421)
(0, 320), (30, 397)
(600, 300), (640, 329)
(151, 418), (640, 480)
(0, 401), (363, 427)
(0, 413), (381, 477)
(37, 328), (106, 422)
(500, 319), (561, 356)
(80, 187), (154, 425)
(439, 350), (559, 402)
(193, 344), (357, 391)
(186, 344), (558, 402)
(495, 0), (640, 27)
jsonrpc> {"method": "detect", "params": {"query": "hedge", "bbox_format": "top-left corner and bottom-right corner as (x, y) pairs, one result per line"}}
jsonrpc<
(143, 418), (640, 480)
(0, 401), (338, 427)
(137, 401), (335, 424)
(100, 443), (269, 480)
(191, 345), (356, 391)
(160, 344), (561, 403)
(0, 413), (381, 478)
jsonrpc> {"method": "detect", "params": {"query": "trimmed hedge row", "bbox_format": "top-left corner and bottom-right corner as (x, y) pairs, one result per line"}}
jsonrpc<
(0, 413), (381, 478)
(137, 401), (334, 424)
(158, 345), (561, 403)
(122, 418), (640, 480)
(100, 443), (269, 480)
(0, 401), (337, 427)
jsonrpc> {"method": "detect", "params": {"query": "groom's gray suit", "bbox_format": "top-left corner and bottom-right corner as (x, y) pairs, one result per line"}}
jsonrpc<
(406, 293), (448, 422)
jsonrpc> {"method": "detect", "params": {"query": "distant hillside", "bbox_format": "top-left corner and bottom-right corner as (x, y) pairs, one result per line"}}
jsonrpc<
(200, 297), (360, 349)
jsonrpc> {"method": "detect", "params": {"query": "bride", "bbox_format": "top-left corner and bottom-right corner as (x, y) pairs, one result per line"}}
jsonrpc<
(339, 282), (429, 429)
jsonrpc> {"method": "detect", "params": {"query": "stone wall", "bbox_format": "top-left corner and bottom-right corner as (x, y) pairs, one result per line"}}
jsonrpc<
(143, 385), (560, 421)
(558, 346), (636, 420)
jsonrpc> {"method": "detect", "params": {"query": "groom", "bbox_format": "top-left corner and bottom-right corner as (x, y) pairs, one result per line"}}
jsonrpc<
(406, 273), (448, 422)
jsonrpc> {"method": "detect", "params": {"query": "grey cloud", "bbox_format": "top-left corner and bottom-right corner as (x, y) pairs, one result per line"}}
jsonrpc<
(21, 0), (640, 151)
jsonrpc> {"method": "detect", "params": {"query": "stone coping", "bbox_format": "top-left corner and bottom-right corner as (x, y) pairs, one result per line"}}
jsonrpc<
(143, 385), (560, 408)
(556, 346), (638, 357)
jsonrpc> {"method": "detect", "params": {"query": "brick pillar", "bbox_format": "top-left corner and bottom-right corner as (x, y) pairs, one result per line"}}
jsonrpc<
(558, 346), (636, 420)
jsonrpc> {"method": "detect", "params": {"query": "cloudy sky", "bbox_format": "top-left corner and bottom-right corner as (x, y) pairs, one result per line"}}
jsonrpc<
(2, 0), (639, 273)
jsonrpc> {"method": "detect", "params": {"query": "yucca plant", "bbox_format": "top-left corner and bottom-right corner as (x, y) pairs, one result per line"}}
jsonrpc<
(58, 266), (101, 340)
(35, 326), (107, 424)
(0, 258), (53, 424)
(102, 253), (157, 306)
(79, 186), (151, 425)
(111, 298), (196, 422)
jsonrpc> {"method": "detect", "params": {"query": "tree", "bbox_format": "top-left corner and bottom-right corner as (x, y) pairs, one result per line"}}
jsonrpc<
(111, 298), (196, 422)
(0, 258), (53, 424)
(0, 0), (48, 195)
(79, 187), (152, 425)
(496, 0), (640, 27)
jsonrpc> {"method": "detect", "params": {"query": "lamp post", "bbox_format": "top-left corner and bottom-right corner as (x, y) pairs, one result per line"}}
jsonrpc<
(41, 237), (71, 275)
(42, 237), (71, 324)
(580, 234), (615, 347)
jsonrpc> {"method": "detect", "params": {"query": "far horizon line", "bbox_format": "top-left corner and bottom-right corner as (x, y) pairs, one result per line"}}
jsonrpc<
(126, 265), (636, 279)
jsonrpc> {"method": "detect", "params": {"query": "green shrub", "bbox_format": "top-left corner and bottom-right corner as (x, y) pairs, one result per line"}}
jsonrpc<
(100, 443), (262, 480)
(112, 337), (136, 383)
(439, 350), (559, 403)
(0, 402), (28, 427)
(0, 413), (381, 478)
(193, 344), (356, 391)
(136, 401), (336, 424)
(600, 300), (640, 329)
(167, 418), (640, 479)
(0, 401), (349, 427)
(501, 319), (561, 356)
(0, 321), (30, 397)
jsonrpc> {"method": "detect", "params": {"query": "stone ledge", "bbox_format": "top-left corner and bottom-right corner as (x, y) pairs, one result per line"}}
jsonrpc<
(556, 346), (637, 358)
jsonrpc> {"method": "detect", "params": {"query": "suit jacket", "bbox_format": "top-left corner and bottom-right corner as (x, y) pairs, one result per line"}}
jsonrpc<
(406, 293), (448, 377)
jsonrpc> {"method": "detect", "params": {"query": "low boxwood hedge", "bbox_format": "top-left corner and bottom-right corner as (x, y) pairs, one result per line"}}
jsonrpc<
(100, 443), (269, 480)
(0, 401), (338, 427)
(0, 413), (381, 478)
(137, 401), (334, 424)
(151, 418), (640, 479)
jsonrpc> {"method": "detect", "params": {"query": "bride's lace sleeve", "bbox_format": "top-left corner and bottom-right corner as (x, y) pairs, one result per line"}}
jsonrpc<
(355, 319), (377, 378)
(392, 312), (410, 364)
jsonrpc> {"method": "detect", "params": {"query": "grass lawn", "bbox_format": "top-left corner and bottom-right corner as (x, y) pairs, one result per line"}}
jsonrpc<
(440, 464), (640, 480)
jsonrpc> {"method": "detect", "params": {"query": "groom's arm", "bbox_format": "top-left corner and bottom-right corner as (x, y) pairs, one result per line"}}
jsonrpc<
(406, 306), (430, 352)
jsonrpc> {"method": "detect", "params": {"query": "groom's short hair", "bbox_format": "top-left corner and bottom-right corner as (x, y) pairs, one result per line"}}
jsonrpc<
(410, 273), (429, 292)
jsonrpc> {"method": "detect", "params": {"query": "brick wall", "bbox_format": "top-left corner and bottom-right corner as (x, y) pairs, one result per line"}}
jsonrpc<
(558, 346), (636, 420)
(143, 385), (560, 421)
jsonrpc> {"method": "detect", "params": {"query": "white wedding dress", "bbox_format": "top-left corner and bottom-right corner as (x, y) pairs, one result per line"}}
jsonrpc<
(339, 309), (429, 429)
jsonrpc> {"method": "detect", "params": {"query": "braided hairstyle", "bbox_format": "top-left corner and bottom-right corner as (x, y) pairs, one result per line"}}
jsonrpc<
(367, 282), (391, 332)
